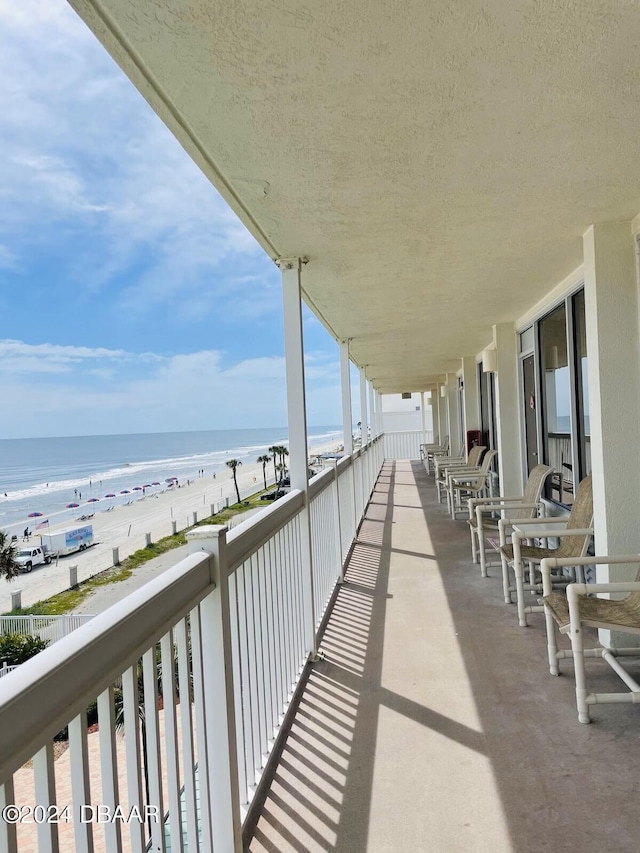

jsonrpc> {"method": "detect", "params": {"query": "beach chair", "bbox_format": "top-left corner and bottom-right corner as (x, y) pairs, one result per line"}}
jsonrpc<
(497, 475), (593, 627)
(467, 463), (553, 577)
(447, 450), (497, 519)
(540, 554), (640, 722)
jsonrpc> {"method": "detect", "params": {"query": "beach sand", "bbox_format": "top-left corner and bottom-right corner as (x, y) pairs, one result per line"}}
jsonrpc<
(1, 439), (342, 612)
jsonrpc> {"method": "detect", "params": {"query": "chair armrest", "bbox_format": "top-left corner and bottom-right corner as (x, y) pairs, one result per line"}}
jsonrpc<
(510, 516), (569, 525)
(475, 503), (540, 527)
(470, 495), (525, 506)
(540, 554), (640, 596)
(513, 527), (592, 543)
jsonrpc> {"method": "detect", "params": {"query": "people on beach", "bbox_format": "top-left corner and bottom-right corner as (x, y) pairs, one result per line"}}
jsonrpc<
(23, 527), (29, 540)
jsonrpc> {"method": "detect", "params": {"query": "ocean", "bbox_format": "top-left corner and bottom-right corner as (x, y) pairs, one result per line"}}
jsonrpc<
(0, 426), (342, 536)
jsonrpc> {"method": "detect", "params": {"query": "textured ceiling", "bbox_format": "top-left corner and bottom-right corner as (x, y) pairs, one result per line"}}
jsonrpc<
(70, 0), (640, 392)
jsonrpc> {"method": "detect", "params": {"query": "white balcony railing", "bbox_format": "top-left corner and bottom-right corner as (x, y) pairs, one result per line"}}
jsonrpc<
(0, 437), (384, 853)
(383, 429), (432, 460)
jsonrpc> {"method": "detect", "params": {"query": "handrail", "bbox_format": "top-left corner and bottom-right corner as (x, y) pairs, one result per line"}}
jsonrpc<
(227, 489), (305, 572)
(0, 550), (212, 781)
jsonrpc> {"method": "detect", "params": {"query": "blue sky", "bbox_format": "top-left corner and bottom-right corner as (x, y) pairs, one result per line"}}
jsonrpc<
(0, 1), (356, 438)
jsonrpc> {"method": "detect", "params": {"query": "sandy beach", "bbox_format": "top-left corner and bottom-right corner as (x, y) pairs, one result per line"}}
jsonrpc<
(1, 439), (342, 612)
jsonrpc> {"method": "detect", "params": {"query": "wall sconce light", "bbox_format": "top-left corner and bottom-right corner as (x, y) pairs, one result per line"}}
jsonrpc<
(482, 348), (497, 373)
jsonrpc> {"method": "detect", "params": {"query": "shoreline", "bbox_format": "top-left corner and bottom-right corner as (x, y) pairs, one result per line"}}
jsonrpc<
(1, 438), (343, 612)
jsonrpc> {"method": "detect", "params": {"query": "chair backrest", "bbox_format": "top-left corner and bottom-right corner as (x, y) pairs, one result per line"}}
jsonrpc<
(466, 445), (486, 468)
(556, 475), (593, 559)
(510, 464), (554, 521)
(465, 449), (497, 488)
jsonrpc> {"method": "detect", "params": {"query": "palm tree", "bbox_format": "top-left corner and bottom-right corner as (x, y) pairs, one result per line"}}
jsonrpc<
(0, 530), (20, 581)
(226, 459), (242, 504)
(257, 455), (271, 490)
(268, 445), (279, 485)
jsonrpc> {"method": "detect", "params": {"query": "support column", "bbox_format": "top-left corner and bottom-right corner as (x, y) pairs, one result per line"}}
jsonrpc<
(437, 384), (448, 447)
(420, 391), (427, 447)
(583, 223), (640, 564)
(493, 323), (522, 496)
(377, 392), (383, 435)
(340, 341), (353, 455)
(279, 258), (317, 658)
(368, 382), (375, 441)
(461, 357), (480, 440)
(359, 367), (368, 444)
(446, 374), (461, 457)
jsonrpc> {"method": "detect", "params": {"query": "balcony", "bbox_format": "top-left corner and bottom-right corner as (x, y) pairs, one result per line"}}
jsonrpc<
(1, 440), (637, 852)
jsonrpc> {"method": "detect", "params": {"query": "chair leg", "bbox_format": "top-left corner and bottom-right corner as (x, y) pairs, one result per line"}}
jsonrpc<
(544, 606), (560, 676)
(470, 526), (477, 563)
(569, 618), (590, 724)
(513, 538), (528, 626)
(501, 555), (512, 603)
(479, 531), (488, 578)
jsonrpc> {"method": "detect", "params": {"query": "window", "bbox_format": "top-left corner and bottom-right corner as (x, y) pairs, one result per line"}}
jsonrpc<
(534, 287), (589, 505)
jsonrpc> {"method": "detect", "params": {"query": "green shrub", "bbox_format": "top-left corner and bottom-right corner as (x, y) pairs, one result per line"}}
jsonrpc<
(0, 632), (50, 667)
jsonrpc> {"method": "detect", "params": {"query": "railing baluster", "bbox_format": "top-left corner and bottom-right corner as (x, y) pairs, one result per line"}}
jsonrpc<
(189, 607), (214, 853)
(97, 685), (123, 853)
(0, 778), (18, 853)
(175, 617), (199, 852)
(247, 554), (263, 783)
(69, 710), (94, 853)
(255, 547), (269, 760)
(122, 665), (146, 853)
(229, 571), (248, 805)
(33, 743), (59, 853)
(160, 631), (183, 853)
(142, 647), (165, 852)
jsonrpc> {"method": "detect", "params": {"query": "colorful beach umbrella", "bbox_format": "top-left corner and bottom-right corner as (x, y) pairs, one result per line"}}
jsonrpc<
(66, 502), (79, 509)
(151, 482), (160, 486)
(28, 512), (43, 517)
(104, 493), (116, 498)
(143, 484), (152, 489)
(131, 486), (142, 491)
(87, 497), (100, 503)
(119, 490), (130, 495)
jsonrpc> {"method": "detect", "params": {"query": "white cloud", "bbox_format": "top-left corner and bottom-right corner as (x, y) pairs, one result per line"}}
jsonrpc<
(0, 0), (273, 320)
(0, 339), (342, 437)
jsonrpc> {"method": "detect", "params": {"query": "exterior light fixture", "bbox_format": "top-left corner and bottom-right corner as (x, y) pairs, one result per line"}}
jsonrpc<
(482, 348), (497, 373)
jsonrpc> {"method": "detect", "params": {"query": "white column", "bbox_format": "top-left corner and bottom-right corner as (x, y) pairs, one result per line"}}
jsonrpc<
(583, 223), (640, 563)
(340, 341), (353, 455)
(493, 323), (522, 496)
(420, 391), (427, 446)
(368, 382), (375, 442)
(279, 258), (317, 657)
(359, 367), (368, 444)
(438, 384), (448, 446)
(446, 374), (461, 457)
(377, 392), (383, 435)
(461, 357), (479, 437)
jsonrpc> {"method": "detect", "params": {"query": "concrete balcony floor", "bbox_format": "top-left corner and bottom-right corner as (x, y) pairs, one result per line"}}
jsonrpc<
(246, 460), (640, 853)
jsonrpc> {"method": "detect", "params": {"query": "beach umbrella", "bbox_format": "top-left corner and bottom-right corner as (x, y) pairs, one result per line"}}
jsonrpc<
(119, 490), (130, 495)
(131, 486), (142, 491)
(151, 482), (161, 486)
(104, 493), (116, 498)
(143, 484), (152, 489)
(28, 512), (43, 517)
(66, 502), (79, 509)
(87, 497), (100, 503)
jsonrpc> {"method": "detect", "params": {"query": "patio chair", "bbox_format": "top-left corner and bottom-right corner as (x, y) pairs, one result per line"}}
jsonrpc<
(420, 434), (448, 462)
(432, 442), (465, 481)
(447, 450), (498, 519)
(497, 475), (593, 627)
(541, 554), (640, 723)
(435, 445), (485, 503)
(424, 435), (450, 473)
(467, 464), (553, 578)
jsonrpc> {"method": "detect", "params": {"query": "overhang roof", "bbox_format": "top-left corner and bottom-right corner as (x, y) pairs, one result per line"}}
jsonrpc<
(70, 0), (640, 392)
